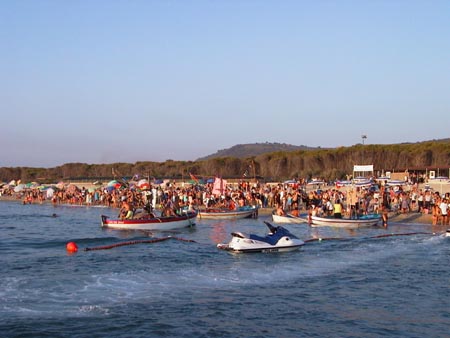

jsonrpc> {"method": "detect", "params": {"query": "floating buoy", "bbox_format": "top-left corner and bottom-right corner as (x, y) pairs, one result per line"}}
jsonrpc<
(66, 241), (78, 253)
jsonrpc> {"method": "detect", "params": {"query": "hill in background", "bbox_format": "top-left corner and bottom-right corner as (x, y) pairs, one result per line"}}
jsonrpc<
(196, 142), (321, 160)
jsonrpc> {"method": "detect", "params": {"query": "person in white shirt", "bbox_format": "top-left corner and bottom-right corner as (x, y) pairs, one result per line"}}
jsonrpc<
(439, 199), (448, 225)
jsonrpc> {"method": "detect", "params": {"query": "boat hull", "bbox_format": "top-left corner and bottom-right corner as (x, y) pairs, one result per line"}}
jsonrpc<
(217, 222), (304, 253)
(271, 212), (308, 224)
(217, 242), (304, 253)
(198, 207), (258, 220)
(309, 214), (381, 229)
(101, 211), (197, 231)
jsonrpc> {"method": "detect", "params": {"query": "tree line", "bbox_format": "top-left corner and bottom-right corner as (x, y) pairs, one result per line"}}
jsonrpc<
(1, 141), (449, 183)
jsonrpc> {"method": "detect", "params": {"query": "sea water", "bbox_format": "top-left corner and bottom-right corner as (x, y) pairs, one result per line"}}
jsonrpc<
(1, 201), (449, 337)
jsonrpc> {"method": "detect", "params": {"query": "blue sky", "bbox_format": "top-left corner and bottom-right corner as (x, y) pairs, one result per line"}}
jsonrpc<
(2, 1), (449, 167)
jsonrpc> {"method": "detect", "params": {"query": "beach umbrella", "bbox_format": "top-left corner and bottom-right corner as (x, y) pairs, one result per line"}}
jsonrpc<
(105, 186), (115, 193)
(66, 184), (79, 194)
(14, 184), (26, 192)
(138, 179), (150, 190)
(107, 180), (122, 189)
(26, 182), (39, 189)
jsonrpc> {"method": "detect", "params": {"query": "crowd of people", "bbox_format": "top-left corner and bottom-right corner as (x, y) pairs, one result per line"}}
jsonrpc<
(0, 178), (449, 225)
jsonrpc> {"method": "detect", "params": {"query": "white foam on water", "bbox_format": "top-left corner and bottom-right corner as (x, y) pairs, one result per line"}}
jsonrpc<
(2, 232), (444, 319)
(78, 304), (110, 315)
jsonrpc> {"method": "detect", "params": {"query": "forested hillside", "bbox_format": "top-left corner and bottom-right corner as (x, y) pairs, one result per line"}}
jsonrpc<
(1, 141), (449, 183)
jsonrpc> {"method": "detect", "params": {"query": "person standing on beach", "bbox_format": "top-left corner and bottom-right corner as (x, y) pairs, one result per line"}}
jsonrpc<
(439, 198), (448, 225)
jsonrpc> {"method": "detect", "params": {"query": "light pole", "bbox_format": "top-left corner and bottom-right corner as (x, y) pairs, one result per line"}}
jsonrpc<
(361, 134), (367, 145)
(361, 135), (367, 164)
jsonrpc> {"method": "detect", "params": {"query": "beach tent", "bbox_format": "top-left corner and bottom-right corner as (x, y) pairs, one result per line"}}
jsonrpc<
(353, 165), (374, 178)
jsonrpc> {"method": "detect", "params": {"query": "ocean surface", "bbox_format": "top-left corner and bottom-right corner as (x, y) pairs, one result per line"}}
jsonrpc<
(1, 201), (449, 338)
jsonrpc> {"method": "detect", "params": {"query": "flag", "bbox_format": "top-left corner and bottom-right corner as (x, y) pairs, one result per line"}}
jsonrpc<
(212, 177), (227, 196)
(189, 172), (199, 183)
(243, 164), (252, 178)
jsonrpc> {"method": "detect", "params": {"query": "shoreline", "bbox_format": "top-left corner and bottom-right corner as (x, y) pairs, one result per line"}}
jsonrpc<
(0, 195), (436, 226)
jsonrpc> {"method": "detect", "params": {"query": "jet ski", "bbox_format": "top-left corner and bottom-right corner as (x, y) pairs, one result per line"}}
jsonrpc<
(217, 221), (305, 253)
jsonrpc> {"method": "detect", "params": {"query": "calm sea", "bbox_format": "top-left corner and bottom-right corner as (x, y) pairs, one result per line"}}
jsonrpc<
(1, 201), (449, 338)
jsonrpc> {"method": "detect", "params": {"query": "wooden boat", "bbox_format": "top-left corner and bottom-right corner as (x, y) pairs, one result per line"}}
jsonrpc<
(271, 211), (308, 224)
(100, 211), (197, 231)
(198, 206), (258, 220)
(309, 213), (381, 229)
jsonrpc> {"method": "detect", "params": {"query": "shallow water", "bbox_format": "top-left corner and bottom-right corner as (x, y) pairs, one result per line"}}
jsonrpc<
(1, 201), (449, 337)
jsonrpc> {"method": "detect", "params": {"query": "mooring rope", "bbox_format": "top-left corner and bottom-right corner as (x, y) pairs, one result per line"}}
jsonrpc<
(83, 236), (196, 251)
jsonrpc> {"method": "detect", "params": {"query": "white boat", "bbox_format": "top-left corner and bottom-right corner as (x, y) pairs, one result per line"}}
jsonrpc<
(198, 206), (258, 220)
(217, 221), (304, 253)
(271, 211), (308, 224)
(309, 214), (381, 229)
(100, 211), (197, 231)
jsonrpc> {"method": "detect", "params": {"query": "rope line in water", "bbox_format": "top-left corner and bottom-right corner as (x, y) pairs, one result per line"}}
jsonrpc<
(304, 231), (437, 243)
(83, 236), (196, 251)
(81, 231), (442, 252)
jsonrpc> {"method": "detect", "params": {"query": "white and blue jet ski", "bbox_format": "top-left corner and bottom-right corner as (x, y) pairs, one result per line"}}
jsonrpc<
(217, 221), (304, 253)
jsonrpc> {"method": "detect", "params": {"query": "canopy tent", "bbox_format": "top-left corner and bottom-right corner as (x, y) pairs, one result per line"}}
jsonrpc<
(353, 164), (374, 178)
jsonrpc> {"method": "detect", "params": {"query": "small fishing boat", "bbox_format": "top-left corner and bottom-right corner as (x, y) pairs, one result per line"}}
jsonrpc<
(217, 221), (304, 253)
(271, 211), (308, 224)
(100, 211), (197, 231)
(308, 213), (381, 229)
(198, 206), (258, 220)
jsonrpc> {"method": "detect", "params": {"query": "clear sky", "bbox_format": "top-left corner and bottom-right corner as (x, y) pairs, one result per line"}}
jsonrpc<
(2, 0), (449, 168)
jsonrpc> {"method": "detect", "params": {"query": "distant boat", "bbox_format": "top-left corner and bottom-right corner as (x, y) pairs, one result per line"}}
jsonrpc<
(307, 179), (326, 186)
(271, 211), (308, 224)
(385, 179), (408, 186)
(198, 206), (258, 220)
(100, 211), (197, 231)
(429, 176), (450, 184)
(309, 214), (381, 229)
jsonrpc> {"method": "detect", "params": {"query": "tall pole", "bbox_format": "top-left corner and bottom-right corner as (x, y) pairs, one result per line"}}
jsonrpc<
(361, 134), (367, 164)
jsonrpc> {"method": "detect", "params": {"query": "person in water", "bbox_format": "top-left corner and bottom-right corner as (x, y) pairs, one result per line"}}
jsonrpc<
(382, 206), (388, 228)
(276, 205), (285, 216)
(290, 202), (300, 217)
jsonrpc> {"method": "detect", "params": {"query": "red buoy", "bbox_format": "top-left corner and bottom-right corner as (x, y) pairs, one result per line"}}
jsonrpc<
(66, 241), (78, 253)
